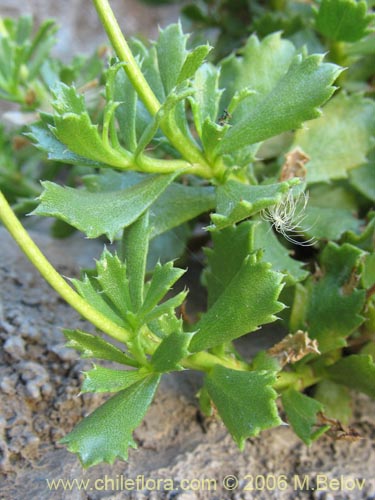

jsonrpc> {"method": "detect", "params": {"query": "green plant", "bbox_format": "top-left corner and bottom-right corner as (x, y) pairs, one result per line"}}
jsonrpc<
(0, 0), (374, 467)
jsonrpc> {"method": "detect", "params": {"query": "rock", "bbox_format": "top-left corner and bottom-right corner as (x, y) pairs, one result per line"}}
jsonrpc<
(3, 336), (26, 359)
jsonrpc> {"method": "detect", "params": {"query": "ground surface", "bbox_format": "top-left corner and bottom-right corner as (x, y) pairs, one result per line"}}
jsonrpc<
(1, 226), (375, 500)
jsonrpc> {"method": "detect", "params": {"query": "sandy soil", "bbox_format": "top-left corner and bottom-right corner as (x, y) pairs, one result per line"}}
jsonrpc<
(1, 226), (375, 500)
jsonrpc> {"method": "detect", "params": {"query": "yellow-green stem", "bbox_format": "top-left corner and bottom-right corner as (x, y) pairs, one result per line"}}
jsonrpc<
(92, 0), (212, 177)
(0, 190), (131, 344)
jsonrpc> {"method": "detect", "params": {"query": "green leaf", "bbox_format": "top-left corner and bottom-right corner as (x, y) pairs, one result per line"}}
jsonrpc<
(81, 366), (148, 393)
(190, 252), (284, 352)
(177, 44), (212, 85)
(281, 388), (329, 445)
(50, 83), (131, 168)
(350, 161), (375, 201)
(63, 329), (135, 366)
(205, 366), (282, 449)
(60, 374), (160, 467)
(190, 63), (223, 138)
(313, 380), (352, 424)
(204, 222), (253, 307)
(299, 243), (366, 353)
(32, 172), (177, 240)
(121, 212), (150, 311)
(94, 249), (133, 317)
(28, 121), (106, 167)
(326, 354), (375, 398)
(71, 273), (130, 329)
(149, 183), (215, 238)
(218, 33), (341, 153)
(151, 331), (194, 372)
(293, 93), (375, 184)
(315, 0), (375, 42)
(253, 221), (309, 285)
(303, 206), (362, 240)
(210, 178), (298, 230)
(139, 261), (186, 321)
(156, 23), (188, 95)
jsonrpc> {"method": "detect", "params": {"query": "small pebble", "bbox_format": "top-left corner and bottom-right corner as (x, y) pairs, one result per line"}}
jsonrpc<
(50, 343), (77, 362)
(3, 336), (26, 359)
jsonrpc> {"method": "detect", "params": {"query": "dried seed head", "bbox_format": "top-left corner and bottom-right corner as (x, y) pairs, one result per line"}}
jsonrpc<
(261, 189), (316, 246)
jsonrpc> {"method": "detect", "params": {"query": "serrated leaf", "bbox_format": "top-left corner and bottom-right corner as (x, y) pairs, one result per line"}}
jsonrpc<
(121, 212), (150, 311)
(177, 44), (212, 85)
(190, 63), (223, 137)
(139, 262), (185, 321)
(313, 380), (352, 424)
(210, 179), (297, 230)
(32, 172), (177, 240)
(281, 388), (329, 445)
(190, 253), (284, 352)
(253, 221), (309, 285)
(95, 248), (133, 318)
(293, 93), (375, 184)
(218, 33), (341, 154)
(28, 122), (106, 167)
(81, 366), (148, 393)
(326, 354), (375, 398)
(50, 83), (131, 168)
(300, 243), (366, 353)
(63, 329), (135, 366)
(204, 222), (254, 307)
(315, 0), (375, 42)
(205, 366), (282, 449)
(151, 331), (194, 372)
(71, 275), (129, 329)
(60, 374), (160, 467)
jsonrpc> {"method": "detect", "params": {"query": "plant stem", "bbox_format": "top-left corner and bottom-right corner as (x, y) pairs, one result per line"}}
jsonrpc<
(0, 190), (132, 344)
(92, 0), (212, 176)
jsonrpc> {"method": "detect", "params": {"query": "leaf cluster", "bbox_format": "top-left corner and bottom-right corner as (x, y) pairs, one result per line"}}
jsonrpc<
(0, 0), (374, 467)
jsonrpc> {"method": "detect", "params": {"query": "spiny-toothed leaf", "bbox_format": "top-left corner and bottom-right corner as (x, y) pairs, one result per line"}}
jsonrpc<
(63, 329), (136, 366)
(314, 380), (352, 424)
(81, 365), (149, 393)
(315, 0), (375, 42)
(27, 122), (106, 167)
(209, 178), (298, 230)
(343, 213), (375, 252)
(205, 366), (282, 449)
(71, 275), (128, 328)
(204, 222), (253, 307)
(49, 83), (131, 168)
(177, 44), (212, 85)
(293, 93), (375, 184)
(218, 33), (341, 153)
(220, 33), (296, 124)
(281, 388), (329, 445)
(327, 354), (375, 399)
(149, 183), (215, 238)
(60, 374), (160, 467)
(143, 290), (187, 324)
(350, 161), (375, 202)
(139, 262), (186, 320)
(299, 243), (366, 353)
(362, 252), (375, 289)
(151, 331), (194, 372)
(95, 248), (133, 318)
(190, 252), (284, 352)
(253, 221), (309, 286)
(113, 61), (138, 152)
(121, 212), (150, 311)
(190, 63), (223, 137)
(32, 172), (178, 241)
(156, 23), (189, 95)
